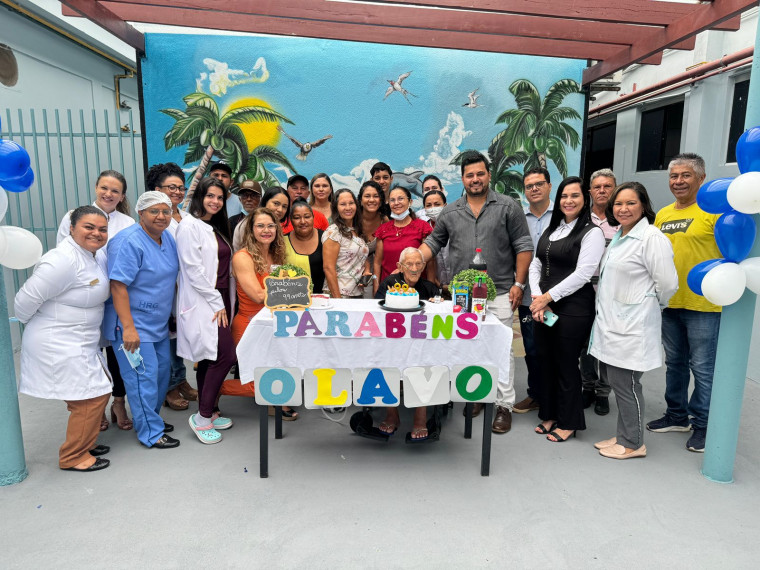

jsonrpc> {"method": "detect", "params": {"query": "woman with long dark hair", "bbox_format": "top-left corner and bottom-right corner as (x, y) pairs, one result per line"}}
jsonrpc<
(322, 188), (371, 299)
(176, 178), (237, 444)
(261, 186), (292, 234)
(358, 181), (388, 298)
(528, 176), (605, 443)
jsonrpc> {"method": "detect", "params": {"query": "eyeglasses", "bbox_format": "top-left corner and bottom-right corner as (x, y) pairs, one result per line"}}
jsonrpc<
(401, 261), (425, 270)
(254, 224), (277, 231)
(146, 208), (172, 216)
(159, 184), (186, 193)
(239, 192), (261, 199)
(525, 181), (547, 191)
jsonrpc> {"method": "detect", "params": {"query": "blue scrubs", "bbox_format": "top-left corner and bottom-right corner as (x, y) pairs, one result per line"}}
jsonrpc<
(104, 224), (179, 447)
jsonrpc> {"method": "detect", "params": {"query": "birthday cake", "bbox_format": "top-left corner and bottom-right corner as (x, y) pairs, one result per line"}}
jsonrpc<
(385, 283), (420, 310)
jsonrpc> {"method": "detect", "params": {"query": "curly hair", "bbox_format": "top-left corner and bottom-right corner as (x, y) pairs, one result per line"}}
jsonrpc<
(240, 207), (286, 274)
(95, 170), (131, 215)
(188, 177), (231, 243)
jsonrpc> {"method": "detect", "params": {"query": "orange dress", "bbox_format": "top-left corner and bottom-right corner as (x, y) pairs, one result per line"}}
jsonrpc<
(222, 250), (267, 397)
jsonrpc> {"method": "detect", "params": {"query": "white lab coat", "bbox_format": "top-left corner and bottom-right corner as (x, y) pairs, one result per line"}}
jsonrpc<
(56, 203), (135, 244)
(589, 218), (679, 371)
(175, 215), (235, 361)
(15, 236), (112, 400)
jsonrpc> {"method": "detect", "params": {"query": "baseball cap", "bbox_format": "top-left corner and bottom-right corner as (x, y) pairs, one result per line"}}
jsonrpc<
(287, 174), (309, 188)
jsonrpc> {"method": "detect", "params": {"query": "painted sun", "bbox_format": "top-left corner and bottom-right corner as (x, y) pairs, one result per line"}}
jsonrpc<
(226, 97), (281, 150)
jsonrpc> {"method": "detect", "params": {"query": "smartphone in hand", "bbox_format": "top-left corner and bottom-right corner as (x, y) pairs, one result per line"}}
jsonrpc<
(357, 274), (374, 287)
(543, 310), (559, 327)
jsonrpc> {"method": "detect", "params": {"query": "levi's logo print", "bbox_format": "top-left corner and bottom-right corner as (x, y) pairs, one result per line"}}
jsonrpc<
(660, 218), (694, 234)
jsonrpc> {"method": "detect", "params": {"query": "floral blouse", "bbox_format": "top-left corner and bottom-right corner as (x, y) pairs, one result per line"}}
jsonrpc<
(322, 224), (369, 297)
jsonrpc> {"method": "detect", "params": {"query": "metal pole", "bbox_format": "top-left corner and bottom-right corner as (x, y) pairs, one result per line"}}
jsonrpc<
(702, 11), (760, 483)
(0, 278), (28, 486)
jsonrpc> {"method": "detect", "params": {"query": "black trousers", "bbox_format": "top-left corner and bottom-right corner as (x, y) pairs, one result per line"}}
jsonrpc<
(534, 312), (594, 431)
(105, 345), (126, 398)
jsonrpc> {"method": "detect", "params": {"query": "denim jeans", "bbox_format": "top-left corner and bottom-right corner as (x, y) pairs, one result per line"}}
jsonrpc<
(168, 337), (187, 391)
(661, 308), (721, 429)
(517, 305), (541, 401)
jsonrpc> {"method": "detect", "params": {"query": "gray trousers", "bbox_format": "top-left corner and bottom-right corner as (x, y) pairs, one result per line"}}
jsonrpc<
(600, 362), (645, 449)
(581, 337), (611, 397)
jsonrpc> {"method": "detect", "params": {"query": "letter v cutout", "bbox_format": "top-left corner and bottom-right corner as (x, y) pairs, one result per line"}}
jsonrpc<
(402, 366), (450, 407)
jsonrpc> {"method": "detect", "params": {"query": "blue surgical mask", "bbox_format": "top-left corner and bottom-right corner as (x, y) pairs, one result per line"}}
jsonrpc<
(390, 209), (410, 221)
(425, 206), (444, 220)
(120, 344), (144, 371)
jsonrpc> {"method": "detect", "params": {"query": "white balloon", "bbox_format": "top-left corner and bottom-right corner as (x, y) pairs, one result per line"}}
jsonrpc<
(0, 186), (8, 220)
(0, 225), (6, 260)
(727, 172), (760, 214)
(740, 257), (760, 294)
(701, 262), (747, 306)
(0, 226), (43, 269)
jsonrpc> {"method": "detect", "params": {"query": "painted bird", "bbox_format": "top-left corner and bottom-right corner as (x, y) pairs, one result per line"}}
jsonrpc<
(277, 126), (332, 161)
(463, 89), (483, 108)
(384, 71), (418, 105)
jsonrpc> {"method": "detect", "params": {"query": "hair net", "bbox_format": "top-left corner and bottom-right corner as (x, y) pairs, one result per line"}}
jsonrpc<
(136, 190), (172, 212)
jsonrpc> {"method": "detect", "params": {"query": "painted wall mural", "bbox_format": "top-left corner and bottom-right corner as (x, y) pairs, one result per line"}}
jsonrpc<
(141, 33), (586, 203)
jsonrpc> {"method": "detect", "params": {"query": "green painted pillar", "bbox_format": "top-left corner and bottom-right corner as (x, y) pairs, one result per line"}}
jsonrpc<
(702, 12), (760, 483)
(0, 277), (27, 486)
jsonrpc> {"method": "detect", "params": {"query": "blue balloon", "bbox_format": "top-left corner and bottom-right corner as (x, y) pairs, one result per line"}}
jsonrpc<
(1, 167), (34, 192)
(715, 210), (757, 262)
(736, 126), (760, 174)
(0, 139), (31, 180)
(688, 258), (726, 296)
(697, 178), (734, 214)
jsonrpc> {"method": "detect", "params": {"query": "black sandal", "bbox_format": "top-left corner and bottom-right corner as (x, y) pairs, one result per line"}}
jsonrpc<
(535, 421), (557, 435)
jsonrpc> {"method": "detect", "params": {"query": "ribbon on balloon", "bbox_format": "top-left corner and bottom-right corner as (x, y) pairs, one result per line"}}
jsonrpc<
(0, 117), (43, 270)
(688, 125), (760, 305)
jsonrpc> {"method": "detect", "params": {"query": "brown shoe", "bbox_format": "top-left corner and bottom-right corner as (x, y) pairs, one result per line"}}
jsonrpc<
(462, 403), (484, 418)
(178, 381), (198, 401)
(164, 388), (189, 411)
(513, 396), (539, 414)
(492, 406), (512, 433)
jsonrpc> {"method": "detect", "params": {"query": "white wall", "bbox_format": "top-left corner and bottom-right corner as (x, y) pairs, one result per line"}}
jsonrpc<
(589, 9), (760, 382)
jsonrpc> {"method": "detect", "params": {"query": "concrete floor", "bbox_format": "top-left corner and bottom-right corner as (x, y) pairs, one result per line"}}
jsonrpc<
(2, 351), (760, 569)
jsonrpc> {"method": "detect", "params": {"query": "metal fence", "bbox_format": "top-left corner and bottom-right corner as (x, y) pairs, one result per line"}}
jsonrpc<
(1, 107), (144, 348)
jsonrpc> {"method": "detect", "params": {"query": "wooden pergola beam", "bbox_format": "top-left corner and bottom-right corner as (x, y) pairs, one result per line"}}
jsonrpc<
(95, 0), (676, 48)
(59, 0), (144, 52)
(583, 0), (757, 84)
(80, 2), (639, 61)
(376, 0), (741, 30)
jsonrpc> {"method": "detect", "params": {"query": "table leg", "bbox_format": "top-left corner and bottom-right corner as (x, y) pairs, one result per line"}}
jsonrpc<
(481, 403), (492, 477)
(259, 403), (268, 478)
(275, 406), (283, 439)
(464, 402), (473, 439)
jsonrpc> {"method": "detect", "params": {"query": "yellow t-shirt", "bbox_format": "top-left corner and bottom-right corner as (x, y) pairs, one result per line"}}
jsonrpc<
(284, 235), (312, 277)
(654, 202), (721, 312)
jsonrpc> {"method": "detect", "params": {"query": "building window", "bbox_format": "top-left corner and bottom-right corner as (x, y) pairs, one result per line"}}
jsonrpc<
(726, 79), (750, 163)
(636, 100), (684, 171)
(584, 121), (616, 183)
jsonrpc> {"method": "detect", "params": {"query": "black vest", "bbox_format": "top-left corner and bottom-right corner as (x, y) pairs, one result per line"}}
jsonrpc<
(537, 222), (596, 317)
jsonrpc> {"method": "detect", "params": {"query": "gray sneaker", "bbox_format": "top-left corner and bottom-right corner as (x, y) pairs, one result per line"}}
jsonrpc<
(687, 427), (706, 452)
(646, 415), (691, 433)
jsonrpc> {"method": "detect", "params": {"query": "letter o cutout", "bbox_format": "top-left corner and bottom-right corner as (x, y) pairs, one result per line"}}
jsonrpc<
(258, 368), (297, 405)
(455, 365), (493, 401)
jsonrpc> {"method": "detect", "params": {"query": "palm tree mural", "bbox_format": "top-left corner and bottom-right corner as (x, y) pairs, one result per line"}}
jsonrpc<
(495, 78), (581, 178)
(450, 78), (581, 200)
(160, 92), (296, 202)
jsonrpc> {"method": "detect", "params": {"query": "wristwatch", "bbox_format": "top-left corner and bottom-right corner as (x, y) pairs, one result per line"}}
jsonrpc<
(513, 281), (526, 290)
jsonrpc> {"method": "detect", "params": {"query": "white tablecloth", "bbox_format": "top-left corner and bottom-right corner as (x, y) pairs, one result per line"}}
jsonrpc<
(237, 299), (512, 391)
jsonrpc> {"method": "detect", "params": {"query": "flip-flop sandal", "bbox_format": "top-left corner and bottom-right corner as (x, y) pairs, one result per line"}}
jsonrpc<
(188, 415), (223, 444)
(378, 421), (399, 435)
(410, 427), (429, 441)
